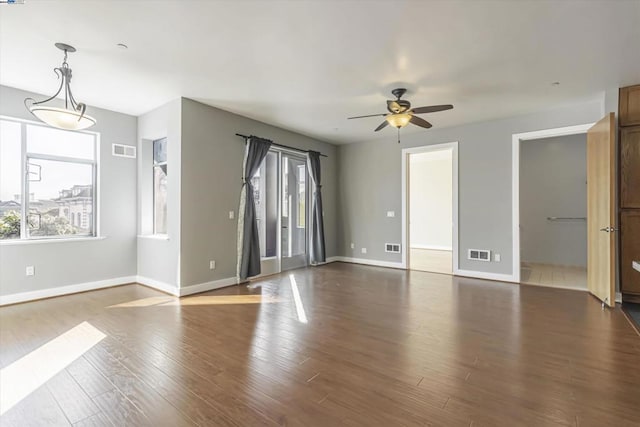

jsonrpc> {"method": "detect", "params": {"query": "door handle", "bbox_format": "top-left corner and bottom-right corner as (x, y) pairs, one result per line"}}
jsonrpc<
(599, 226), (618, 232)
(282, 225), (288, 229)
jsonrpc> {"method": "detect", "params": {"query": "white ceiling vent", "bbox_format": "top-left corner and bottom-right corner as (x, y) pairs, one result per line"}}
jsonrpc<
(468, 249), (491, 262)
(112, 143), (136, 158)
(385, 243), (401, 253)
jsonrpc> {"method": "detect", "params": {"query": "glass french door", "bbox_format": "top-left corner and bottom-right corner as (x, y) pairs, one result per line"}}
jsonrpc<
(281, 153), (308, 271)
(252, 150), (308, 275)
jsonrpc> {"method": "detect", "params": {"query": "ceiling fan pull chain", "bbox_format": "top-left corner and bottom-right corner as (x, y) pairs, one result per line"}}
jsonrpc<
(397, 127), (400, 144)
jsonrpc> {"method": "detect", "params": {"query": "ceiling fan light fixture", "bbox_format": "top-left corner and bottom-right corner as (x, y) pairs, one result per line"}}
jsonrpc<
(386, 113), (411, 128)
(24, 43), (96, 131)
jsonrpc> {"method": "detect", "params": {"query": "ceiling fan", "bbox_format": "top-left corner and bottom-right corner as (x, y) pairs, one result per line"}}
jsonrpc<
(348, 88), (453, 142)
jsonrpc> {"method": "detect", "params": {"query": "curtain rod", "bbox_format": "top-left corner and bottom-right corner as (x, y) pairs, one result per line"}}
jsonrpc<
(235, 133), (328, 158)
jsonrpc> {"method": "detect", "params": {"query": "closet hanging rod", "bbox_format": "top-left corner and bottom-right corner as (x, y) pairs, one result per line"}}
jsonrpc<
(235, 133), (328, 157)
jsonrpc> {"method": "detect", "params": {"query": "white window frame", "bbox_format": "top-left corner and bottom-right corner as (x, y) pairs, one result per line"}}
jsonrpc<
(0, 115), (99, 241)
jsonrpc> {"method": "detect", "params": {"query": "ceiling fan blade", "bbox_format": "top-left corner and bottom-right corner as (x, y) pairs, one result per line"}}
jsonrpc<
(374, 120), (389, 132)
(409, 115), (432, 129)
(347, 113), (387, 120)
(411, 104), (454, 114)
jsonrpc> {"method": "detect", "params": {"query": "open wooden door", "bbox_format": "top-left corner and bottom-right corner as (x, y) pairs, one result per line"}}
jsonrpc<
(587, 113), (616, 307)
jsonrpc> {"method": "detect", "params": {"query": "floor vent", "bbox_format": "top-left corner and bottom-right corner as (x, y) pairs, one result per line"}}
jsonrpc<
(385, 243), (401, 253)
(468, 249), (491, 262)
(112, 144), (136, 158)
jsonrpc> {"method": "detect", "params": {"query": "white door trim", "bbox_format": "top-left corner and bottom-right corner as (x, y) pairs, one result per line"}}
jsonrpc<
(511, 123), (594, 283)
(401, 142), (459, 274)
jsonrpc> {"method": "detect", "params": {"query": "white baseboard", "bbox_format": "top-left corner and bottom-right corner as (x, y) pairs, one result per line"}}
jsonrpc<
(453, 269), (517, 283)
(179, 276), (238, 296)
(328, 258), (527, 284)
(311, 256), (340, 266)
(0, 275), (137, 306)
(135, 275), (178, 296)
(410, 244), (453, 251)
(616, 292), (622, 304)
(136, 275), (239, 297)
(332, 256), (404, 270)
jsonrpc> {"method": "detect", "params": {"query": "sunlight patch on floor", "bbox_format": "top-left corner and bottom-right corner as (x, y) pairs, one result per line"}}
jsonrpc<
(108, 296), (175, 308)
(289, 274), (308, 323)
(108, 294), (280, 308)
(0, 321), (105, 415)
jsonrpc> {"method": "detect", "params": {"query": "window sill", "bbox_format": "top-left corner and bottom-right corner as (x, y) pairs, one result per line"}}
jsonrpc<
(137, 234), (170, 241)
(0, 236), (107, 246)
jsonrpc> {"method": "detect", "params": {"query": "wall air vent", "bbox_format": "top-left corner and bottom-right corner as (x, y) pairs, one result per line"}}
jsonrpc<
(385, 243), (401, 253)
(112, 143), (136, 158)
(468, 249), (491, 262)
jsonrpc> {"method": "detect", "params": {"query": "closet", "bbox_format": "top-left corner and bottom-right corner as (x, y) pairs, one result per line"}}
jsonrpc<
(619, 84), (640, 301)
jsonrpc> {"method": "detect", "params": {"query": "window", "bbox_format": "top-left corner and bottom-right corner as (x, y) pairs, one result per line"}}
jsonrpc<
(153, 138), (167, 235)
(296, 164), (306, 228)
(0, 117), (97, 240)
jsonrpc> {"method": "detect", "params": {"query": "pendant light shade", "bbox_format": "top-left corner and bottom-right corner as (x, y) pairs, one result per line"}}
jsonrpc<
(25, 43), (96, 131)
(29, 106), (96, 130)
(386, 113), (411, 128)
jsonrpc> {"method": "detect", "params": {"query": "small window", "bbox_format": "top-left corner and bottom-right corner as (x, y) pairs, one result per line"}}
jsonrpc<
(0, 118), (97, 240)
(153, 138), (168, 235)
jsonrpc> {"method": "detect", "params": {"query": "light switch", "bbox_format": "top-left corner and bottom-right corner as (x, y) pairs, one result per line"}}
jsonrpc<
(229, 211), (235, 219)
(26, 266), (35, 276)
(494, 253), (501, 262)
(387, 211), (395, 217)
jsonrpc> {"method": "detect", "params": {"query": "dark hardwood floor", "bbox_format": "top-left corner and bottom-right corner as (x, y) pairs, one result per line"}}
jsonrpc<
(1, 262), (639, 426)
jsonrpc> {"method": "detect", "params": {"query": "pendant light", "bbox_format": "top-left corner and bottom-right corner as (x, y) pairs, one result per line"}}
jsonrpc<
(386, 113), (412, 143)
(24, 43), (96, 131)
(385, 113), (411, 129)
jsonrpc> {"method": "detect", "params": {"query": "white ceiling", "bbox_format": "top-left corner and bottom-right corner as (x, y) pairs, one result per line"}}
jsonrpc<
(1, 0), (639, 144)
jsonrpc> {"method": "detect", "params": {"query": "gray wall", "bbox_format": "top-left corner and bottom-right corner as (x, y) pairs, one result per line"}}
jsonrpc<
(137, 99), (182, 286)
(0, 85), (137, 296)
(180, 98), (338, 287)
(338, 99), (604, 276)
(520, 134), (587, 267)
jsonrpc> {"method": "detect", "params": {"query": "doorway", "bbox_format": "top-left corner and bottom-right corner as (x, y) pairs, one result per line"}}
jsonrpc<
(281, 153), (308, 271)
(253, 149), (309, 276)
(402, 142), (459, 274)
(518, 133), (588, 290)
(510, 119), (625, 306)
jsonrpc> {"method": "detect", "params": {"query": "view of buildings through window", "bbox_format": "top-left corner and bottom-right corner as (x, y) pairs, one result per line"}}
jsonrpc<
(153, 137), (168, 235)
(0, 118), (96, 240)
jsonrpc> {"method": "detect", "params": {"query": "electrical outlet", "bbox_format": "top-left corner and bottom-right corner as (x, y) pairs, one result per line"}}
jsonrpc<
(350, 243), (355, 249)
(26, 266), (35, 276)
(209, 260), (216, 270)
(361, 248), (367, 254)
(494, 253), (501, 262)
(229, 211), (235, 219)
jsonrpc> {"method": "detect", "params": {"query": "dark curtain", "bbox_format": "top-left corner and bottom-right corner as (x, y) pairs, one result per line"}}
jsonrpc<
(307, 151), (326, 263)
(237, 136), (272, 280)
